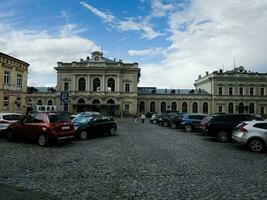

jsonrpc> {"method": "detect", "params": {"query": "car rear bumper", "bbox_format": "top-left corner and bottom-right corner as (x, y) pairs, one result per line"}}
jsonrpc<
(57, 135), (74, 141)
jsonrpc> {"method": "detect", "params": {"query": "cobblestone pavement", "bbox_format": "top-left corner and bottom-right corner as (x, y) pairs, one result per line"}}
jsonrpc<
(1, 118), (267, 200)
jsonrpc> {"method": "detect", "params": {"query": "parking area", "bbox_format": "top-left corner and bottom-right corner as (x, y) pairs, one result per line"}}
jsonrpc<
(0, 118), (267, 199)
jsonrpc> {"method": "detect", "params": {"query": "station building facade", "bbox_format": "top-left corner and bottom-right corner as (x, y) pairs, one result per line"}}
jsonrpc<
(0, 52), (29, 113)
(27, 52), (267, 116)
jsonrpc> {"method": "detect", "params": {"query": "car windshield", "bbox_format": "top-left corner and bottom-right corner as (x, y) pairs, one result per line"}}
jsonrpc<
(75, 116), (94, 124)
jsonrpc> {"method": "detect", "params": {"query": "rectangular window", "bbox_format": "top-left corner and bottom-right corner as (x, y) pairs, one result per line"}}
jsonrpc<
(124, 104), (129, 111)
(16, 74), (23, 87)
(3, 96), (9, 109)
(218, 106), (223, 113)
(229, 87), (233, 95)
(15, 97), (21, 110)
(4, 70), (10, 84)
(250, 87), (254, 96)
(239, 87), (243, 96)
(260, 87), (265, 96)
(125, 83), (130, 92)
(218, 87), (223, 95)
(64, 82), (69, 91)
(260, 107), (265, 115)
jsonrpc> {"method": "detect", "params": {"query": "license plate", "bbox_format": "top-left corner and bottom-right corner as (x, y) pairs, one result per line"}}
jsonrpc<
(61, 126), (70, 130)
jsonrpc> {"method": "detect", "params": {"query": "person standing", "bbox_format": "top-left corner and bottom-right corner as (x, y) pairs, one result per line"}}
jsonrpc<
(141, 113), (145, 123)
(135, 113), (138, 124)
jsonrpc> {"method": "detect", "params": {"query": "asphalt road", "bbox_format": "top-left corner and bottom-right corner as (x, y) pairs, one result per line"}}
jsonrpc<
(0, 118), (267, 199)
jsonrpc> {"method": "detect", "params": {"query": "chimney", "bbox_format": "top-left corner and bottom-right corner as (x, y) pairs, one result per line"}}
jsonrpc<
(80, 59), (83, 62)
(219, 69), (223, 73)
(206, 71), (209, 76)
(87, 56), (89, 60)
(198, 75), (202, 79)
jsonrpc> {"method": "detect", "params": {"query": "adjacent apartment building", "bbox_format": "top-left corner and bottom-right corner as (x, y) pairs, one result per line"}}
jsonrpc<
(27, 51), (267, 116)
(0, 52), (29, 113)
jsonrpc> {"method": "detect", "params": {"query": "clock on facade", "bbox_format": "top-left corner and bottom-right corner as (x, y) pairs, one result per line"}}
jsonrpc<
(94, 56), (99, 61)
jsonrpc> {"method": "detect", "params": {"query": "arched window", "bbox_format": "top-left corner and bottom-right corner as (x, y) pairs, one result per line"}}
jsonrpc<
(171, 102), (177, 111)
(47, 100), (53, 105)
(203, 102), (208, 114)
(239, 103), (244, 114)
(107, 99), (115, 104)
(92, 99), (100, 104)
(192, 102), (198, 113)
(228, 102), (234, 114)
(161, 102), (166, 112)
(77, 98), (85, 104)
(139, 101), (145, 113)
(93, 78), (101, 91)
(182, 102), (187, 113)
(37, 100), (42, 105)
(107, 78), (115, 92)
(249, 103), (254, 114)
(150, 101), (156, 112)
(78, 77), (86, 91)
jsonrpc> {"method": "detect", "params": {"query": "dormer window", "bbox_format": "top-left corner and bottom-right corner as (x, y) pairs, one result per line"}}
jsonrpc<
(94, 56), (99, 61)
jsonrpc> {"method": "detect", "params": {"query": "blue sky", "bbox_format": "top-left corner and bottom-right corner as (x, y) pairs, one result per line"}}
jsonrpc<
(1, 0), (267, 88)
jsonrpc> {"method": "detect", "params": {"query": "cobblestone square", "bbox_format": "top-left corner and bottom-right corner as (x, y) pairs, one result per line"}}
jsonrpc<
(0, 118), (267, 200)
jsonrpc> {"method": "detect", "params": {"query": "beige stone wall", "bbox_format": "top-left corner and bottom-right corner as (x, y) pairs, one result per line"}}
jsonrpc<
(0, 53), (29, 114)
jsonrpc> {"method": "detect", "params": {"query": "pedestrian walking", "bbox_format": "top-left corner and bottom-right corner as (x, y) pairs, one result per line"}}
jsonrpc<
(141, 113), (145, 123)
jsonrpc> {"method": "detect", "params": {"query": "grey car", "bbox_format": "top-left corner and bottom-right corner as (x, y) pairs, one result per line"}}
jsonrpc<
(232, 121), (267, 152)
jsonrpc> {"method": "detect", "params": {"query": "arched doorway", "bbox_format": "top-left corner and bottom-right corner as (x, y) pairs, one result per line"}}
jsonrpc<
(203, 102), (208, 114)
(182, 102), (187, 113)
(161, 102), (166, 113)
(238, 103), (245, 114)
(150, 101), (156, 112)
(249, 103), (254, 114)
(139, 101), (145, 113)
(192, 102), (198, 113)
(228, 102), (234, 114)
(107, 99), (115, 116)
(92, 99), (100, 112)
(171, 102), (177, 111)
(77, 98), (86, 112)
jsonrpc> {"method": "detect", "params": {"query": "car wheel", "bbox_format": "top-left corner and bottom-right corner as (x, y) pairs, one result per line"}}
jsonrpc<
(184, 125), (192, 132)
(153, 120), (157, 124)
(79, 131), (88, 141)
(248, 139), (264, 152)
(216, 131), (229, 142)
(7, 130), (14, 141)
(163, 122), (168, 127)
(170, 124), (176, 129)
(37, 134), (48, 147)
(109, 128), (116, 136)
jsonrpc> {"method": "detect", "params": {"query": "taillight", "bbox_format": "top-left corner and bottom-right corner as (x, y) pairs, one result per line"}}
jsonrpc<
(238, 123), (247, 132)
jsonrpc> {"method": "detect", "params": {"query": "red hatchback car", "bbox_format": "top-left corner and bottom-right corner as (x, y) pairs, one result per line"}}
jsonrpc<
(7, 112), (75, 146)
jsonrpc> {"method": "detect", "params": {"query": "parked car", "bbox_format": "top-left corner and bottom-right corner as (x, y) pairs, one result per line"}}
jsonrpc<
(0, 113), (22, 136)
(157, 112), (179, 126)
(167, 115), (183, 129)
(6, 112), (75, 146)
(180, 114), (208, 132)
(232, 121), (267, 152)
(72, 111), (100, 122)
(150, 114), (159, 124)
(73, 114), (117, 140)
(204, 114), (263, 142)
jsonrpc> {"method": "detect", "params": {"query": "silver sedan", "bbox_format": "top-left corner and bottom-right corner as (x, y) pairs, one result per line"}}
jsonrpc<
(232, 121), (267, 152)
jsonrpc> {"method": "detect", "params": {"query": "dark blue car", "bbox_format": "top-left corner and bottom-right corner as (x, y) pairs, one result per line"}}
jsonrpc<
(180, 114), (208, 132)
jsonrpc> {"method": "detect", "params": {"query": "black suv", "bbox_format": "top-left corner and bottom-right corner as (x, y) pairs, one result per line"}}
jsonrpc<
(73, 115), (117, 140)
(204, 114), (263, 142)
(167, 115), (183, 129)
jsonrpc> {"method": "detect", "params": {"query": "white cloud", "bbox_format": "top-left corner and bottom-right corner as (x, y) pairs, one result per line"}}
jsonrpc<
(118, 19), (162, 39)
(80, 2), (162, 39)
(128, 47), (164, 56)
(80, 2), (115, 23)
(139, 0), (267, 88)
(151, 0), (174, 17)
(0, 23), (99, 86)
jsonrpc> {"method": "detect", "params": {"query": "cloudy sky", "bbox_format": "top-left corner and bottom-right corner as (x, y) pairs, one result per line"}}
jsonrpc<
(1, 0), (267, 88)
